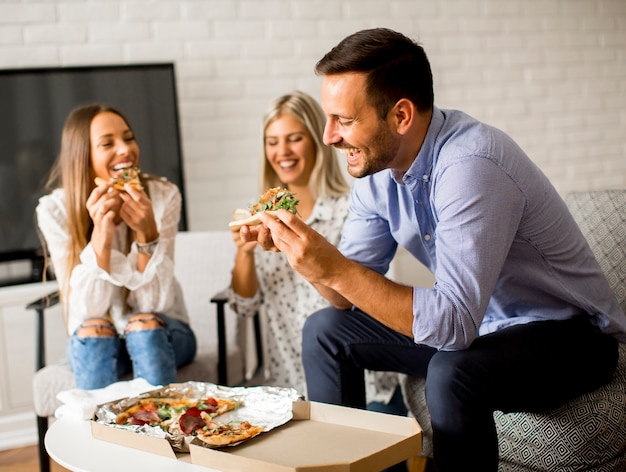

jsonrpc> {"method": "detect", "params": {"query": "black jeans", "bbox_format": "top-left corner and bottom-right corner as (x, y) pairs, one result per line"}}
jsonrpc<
(302, 307), (618, 472)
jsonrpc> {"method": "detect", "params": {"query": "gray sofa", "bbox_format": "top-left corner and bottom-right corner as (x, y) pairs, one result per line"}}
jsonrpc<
(401, 189), (626, 471)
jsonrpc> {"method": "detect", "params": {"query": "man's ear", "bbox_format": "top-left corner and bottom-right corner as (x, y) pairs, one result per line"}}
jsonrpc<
(389, 98), (415, 135)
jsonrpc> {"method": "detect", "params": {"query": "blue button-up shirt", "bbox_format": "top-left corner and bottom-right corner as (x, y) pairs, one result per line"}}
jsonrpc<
(340, 107), (626, 350)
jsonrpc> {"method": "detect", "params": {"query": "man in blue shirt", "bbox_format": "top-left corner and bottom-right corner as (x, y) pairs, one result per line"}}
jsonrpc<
(245, 28), (626, 471)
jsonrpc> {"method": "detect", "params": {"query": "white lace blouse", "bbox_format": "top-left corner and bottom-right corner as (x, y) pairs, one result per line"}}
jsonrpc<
(36, 178), (188, 336)
(227, 194), (398, 403)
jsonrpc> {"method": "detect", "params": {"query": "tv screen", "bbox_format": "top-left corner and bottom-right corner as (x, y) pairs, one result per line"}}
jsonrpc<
(0, 63), (186, 286)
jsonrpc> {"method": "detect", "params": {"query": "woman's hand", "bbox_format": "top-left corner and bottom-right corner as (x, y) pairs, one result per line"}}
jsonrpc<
(239, 218), (280, 252)
(230, 224), (260, 298)
(87, 182), (121, 268)
(230, 224), (257, 255)
(119, 183), (159, 243)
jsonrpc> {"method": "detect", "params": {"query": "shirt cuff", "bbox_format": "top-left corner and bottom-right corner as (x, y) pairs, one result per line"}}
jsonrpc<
(226, 286), (261, 318)
(80, 243), (127, 287)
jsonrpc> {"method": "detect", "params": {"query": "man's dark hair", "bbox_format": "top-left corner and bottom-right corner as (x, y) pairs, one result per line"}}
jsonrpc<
(315, 28), (434, 119)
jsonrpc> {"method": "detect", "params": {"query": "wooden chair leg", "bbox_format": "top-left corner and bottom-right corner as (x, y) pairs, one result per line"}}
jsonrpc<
(407, 455), (429, 472)
(37, 415), (50, 472)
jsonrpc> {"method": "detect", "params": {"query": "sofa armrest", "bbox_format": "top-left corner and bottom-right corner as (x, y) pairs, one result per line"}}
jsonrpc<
(26, 290), (61, 371)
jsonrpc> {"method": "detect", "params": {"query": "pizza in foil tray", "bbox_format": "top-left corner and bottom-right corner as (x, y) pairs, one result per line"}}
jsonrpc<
(93, 381), (303, 452)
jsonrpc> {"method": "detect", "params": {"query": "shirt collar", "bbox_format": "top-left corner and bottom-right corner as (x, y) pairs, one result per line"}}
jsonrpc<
(392, 106), (444, 190)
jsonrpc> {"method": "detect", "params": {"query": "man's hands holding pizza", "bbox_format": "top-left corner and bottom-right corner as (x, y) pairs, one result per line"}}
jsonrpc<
(240, 209), (351, 308)
(239, 208), (416, 337)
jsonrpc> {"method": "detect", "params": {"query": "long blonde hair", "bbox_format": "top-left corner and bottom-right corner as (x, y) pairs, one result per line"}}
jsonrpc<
(259, 91), (349, 199)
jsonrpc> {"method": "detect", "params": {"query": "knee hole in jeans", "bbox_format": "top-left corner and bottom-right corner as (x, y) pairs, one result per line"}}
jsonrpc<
(125, 313), (165, 333)
(76, 318), (116, 338)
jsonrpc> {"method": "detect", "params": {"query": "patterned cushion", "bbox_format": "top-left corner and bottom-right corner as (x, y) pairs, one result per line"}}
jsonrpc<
(401, 189), (626, 470)
(399, 374), (432, 458)
(496, 343), (626, 472)
(402, 345), (626, 471)
(564, 190), (626, 314)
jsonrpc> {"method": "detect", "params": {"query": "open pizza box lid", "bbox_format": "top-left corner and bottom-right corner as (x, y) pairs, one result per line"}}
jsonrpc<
(189, 401), (422, 471)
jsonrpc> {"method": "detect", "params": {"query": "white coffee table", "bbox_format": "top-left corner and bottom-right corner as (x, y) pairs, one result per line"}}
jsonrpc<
(45, 417), (219, 472)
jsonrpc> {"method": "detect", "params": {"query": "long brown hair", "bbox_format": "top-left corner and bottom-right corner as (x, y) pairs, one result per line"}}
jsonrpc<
(43, 104), (149, 311)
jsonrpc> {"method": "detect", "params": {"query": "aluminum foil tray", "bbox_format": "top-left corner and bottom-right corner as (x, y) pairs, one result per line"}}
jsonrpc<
(93, 381), (304, 452)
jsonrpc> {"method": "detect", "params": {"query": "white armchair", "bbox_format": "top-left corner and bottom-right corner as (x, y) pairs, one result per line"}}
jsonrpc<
(29, 231), (258, 472)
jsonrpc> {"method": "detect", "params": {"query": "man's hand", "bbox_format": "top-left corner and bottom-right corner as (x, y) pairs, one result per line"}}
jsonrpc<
(253, 210), (415, 336)
(256, 210), (342, 284)
(239, 209), (349, 305)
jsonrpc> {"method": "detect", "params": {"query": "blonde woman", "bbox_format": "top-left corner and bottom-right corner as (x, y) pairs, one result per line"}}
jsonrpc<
(37, 103), (196, 389)
(228, 91), (402, 414)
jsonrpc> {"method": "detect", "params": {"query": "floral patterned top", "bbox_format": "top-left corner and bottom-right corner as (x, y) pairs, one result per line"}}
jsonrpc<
(227, 194), (398, 402)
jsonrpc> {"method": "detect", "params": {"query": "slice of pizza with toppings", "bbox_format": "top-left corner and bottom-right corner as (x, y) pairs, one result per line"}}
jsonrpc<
(116, 397), (194, 426)
(116, 396), (239, 432)
(95, 166), (143, 191)
(196, 420), (265, 447)
(168, 397), (239, 435)
(229, 187), (299, 228)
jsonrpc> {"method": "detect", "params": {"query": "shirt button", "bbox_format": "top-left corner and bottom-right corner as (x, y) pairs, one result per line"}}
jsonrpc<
(422, 174), (429, 181)
(424, 234), (431, 241)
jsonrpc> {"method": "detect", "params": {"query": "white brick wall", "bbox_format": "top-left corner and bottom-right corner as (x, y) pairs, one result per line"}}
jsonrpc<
(1, 0), (624, 232)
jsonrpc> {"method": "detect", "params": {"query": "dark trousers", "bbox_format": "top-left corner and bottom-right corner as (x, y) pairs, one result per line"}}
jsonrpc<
(302, 307), (618, 472)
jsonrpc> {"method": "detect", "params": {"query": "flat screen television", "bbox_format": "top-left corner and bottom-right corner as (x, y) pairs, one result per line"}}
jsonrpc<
(0, 63), (187, 287)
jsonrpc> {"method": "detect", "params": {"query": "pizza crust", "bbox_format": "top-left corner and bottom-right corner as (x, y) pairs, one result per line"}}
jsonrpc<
(229, 210), (284, 229)
(196, 423), (265, 447)
(228, 213), (262, 228)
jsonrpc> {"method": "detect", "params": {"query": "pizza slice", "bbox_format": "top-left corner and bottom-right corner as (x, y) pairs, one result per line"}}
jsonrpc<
(229, 187), (299, 229)
(95, 166), (143, 191)
(196, 420), (265, 447)
(116, 396), (239, 433)
(116, 397), (194, 426)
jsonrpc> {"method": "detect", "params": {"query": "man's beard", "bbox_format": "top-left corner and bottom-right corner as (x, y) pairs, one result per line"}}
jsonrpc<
(348, 121), (400, 178)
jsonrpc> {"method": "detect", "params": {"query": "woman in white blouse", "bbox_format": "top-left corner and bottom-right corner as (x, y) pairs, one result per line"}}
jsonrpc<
(228, 91), (402, 412)
(36, 103), (196, 390)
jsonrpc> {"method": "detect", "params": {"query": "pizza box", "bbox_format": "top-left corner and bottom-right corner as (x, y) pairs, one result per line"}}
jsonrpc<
(91, 418), (179, 459)
(90, 382), (301, 461)
(91, 400), (421, 471)
(189, 401), (422, 472)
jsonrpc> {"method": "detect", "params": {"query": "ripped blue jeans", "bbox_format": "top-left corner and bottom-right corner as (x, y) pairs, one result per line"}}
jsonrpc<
(67, 314), (197, 390)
